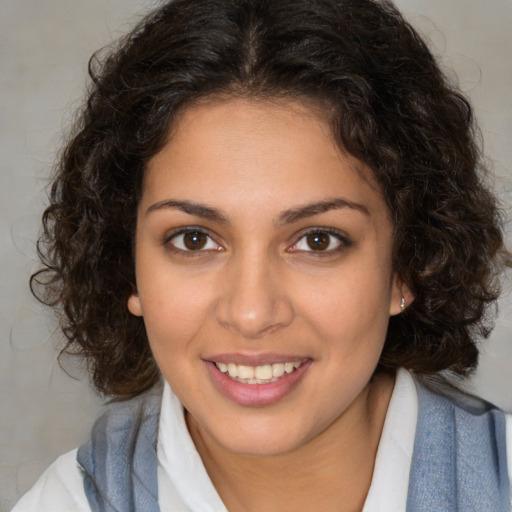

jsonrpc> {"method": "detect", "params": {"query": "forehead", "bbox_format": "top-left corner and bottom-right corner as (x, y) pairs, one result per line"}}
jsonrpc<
(142, 97), (388, 219)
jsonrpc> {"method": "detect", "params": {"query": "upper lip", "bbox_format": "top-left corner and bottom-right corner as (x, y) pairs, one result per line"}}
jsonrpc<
(204, 353), (311, 366)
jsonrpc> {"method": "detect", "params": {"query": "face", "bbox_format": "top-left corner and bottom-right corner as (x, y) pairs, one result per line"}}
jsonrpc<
(128, 98), (406, 457)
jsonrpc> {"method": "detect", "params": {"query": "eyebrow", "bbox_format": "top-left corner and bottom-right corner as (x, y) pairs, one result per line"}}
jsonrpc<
(145, 197), (369, 224)
(146, 199), (229, 223)
(277, 198), (370, 225)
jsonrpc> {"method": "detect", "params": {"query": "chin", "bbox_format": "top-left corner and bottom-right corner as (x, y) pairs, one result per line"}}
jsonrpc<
(222, 436), (304, 458)
(207, 415), (316, 458)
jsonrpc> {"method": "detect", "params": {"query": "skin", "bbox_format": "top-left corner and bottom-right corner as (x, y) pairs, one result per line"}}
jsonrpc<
(128, 98), (412, 511)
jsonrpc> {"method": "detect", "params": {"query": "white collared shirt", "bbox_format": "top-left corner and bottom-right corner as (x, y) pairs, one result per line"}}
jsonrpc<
(12, 369), (512, 511)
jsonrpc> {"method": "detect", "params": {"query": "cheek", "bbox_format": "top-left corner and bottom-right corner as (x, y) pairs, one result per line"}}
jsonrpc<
(300, 268), (392, 319)
(294, 263), (393, 351)
(137, 274), (214, 352)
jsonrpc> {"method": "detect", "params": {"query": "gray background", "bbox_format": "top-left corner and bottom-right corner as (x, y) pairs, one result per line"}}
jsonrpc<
(1, 0), (511, 509)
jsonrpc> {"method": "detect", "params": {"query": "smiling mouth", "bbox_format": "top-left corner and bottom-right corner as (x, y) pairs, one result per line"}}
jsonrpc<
(214, 361), (303, 384)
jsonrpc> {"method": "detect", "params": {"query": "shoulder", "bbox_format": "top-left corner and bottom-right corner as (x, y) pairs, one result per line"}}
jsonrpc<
(11, 449), (90, 512)
(12, 387), (164, 512)
(77, 387), (162, 511)
(413, 375), (510, 467)
(77, 386), (162, 477)
(410, 375), (512, 510)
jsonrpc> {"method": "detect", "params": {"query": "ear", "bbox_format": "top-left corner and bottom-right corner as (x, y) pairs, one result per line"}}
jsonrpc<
(127, 291), (143, 317)
(389, 274), (414, 316)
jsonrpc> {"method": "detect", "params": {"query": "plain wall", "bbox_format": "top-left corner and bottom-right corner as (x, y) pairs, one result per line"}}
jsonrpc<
(1, 0), (511, 509)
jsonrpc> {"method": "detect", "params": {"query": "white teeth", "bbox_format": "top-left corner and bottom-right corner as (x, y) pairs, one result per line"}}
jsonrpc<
(284, 362), (295, 374)
(254, 364), (272, 380)
(227, 363), (238, 378)
(215, 360), (303, 384)
(237, 365), (255, 380)
(272, 363), (285, 378)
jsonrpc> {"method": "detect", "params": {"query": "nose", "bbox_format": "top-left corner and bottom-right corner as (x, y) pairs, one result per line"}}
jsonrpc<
(215, 251), (294, 339)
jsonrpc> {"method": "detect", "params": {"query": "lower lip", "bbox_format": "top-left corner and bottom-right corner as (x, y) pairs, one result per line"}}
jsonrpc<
(205, 360), (312, 406)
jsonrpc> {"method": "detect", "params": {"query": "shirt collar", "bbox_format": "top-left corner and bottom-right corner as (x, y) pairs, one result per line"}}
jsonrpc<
(157, 381), (228, 512)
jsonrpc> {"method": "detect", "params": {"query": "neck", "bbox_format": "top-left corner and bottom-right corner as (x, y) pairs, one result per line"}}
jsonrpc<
(187, 372), (395, 512)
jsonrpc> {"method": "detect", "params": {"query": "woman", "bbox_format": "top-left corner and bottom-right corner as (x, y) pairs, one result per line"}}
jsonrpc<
(14, 0), (511, 510)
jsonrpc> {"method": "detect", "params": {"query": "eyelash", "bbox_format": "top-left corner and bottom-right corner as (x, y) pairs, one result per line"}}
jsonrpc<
(164, 227), (221, 256)
(163, 227), (352, 256)
(288, 228), (352, 256)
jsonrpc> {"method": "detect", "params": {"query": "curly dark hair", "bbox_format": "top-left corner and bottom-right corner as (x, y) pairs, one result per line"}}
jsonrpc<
(31, 0), (510, 398)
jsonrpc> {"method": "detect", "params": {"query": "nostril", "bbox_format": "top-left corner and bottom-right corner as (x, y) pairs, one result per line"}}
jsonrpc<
(214, 295), (294, 339)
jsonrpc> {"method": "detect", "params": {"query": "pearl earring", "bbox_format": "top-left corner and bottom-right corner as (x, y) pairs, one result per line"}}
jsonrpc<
(400, 297), (407, 311)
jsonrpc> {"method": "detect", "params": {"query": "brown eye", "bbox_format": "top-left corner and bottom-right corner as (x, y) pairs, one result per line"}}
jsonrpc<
(183, 231), (208, 250)
(290, 229), (350, 254)
(306, 232), (330, 251)
(167, 229), (220, 252)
